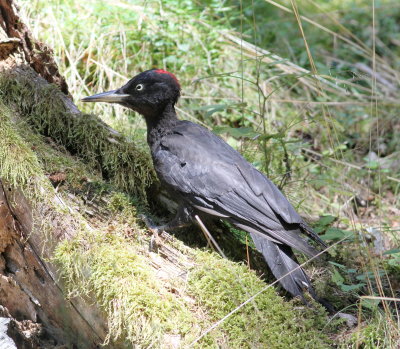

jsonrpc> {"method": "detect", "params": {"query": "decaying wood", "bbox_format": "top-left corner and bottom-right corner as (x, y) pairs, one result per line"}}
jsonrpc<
(0, 0), (68, 94)
(0, 180), (110, 347)
(0, 1), (111, 347)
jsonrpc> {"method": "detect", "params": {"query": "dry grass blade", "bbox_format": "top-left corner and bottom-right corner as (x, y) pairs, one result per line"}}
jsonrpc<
(264, 0), (371, 56)
(217, 29), (350, 96)
(194, 215), (227, 258)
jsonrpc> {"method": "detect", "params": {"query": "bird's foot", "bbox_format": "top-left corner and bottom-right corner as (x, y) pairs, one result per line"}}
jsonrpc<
(138, 214), (165, 252)
(150, 230), (161, 252)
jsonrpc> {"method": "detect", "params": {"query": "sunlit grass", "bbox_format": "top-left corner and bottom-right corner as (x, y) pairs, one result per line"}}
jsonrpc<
(18, 0), (400, 346)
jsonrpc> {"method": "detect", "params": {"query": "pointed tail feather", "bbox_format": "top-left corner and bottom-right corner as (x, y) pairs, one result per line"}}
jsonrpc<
(300, 222), (327, 248)
(250, 233), (317, 301)
(234, 221), (319, 257)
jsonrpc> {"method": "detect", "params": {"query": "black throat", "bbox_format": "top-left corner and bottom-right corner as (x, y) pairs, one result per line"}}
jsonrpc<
(145, 103), (179, 149)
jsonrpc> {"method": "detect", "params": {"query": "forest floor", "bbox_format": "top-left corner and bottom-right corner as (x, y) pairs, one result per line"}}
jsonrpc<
(1, 0), (398, 347)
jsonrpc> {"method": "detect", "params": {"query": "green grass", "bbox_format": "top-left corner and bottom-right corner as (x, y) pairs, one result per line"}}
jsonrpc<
(16, 0), (400, 346)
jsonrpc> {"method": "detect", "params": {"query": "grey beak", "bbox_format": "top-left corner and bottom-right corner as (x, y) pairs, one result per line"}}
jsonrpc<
(81, 90), (130, 103)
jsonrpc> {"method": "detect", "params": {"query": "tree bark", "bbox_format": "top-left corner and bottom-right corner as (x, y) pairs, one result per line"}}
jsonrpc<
(0, 181), (108, 348)
(0, 0), (68, 94)
(0, 1), (111, 347)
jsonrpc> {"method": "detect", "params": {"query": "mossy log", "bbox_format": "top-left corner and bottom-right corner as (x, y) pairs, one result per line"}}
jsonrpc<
(1, 3), (105, 345)
(0, 181), (108, 347)
(0, 0), (152, 346)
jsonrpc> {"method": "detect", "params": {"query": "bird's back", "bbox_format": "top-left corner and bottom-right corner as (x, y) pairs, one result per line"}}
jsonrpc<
(151, 120), (323, 254)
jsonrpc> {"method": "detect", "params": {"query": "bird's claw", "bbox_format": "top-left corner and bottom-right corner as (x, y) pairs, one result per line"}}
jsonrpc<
(138, 214), (164, 252)
(149, 230), (160, 252)
(138, 214), (156, 230)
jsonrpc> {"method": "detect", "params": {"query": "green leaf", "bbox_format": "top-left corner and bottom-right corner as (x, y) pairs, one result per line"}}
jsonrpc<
(388, 258), (400, 267)
(317, 215), (336, 227)
(193, 102), (247, 118)
(356, 270), (385, 281)
(335, 144), (347, 151)
(192, 104), (227, 116)
(356, 274), (367, 281)
(320, 227), (347, 241)
(257, 132), (285, 141)
(364, 160), (380, 170)
(320, 228), (355, 241)
(383, 248), (400, 255)
(322, 149), (332, 156)
(332, 269), (345, 285)
(347, 268), (357, 273)
(329, 261), (346, 270)
(313, 226), (325, 234)
(340, 283), (365, 292)
(361, 298), (380, 310)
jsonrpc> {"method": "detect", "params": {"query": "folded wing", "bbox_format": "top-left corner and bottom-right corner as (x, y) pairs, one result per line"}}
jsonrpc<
(154, 121), (326, 299)
(156, 121), (324, 255)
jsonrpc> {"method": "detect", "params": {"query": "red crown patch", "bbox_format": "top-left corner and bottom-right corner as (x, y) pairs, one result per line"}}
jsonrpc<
(154, 69), (180, 87)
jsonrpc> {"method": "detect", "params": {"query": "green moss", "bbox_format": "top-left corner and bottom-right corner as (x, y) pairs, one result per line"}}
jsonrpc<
(350, 323), (385, 349)
(108, 192), (130, 211)
(0, 70), (155, 202)
(53, 210), (332, 348)
(54, 229), (198, 347)
(108, 192), (138, 217)
(17, 118), (101, 192)
(189, 251), (331, 348)
(0, 101), (49, 196)
(52, 191), (332, 348)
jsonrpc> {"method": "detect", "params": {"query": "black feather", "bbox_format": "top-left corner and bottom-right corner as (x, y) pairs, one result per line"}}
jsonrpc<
(250, 233), (317, 302)
(85, 70), (329, 305)
(152, 121), (326, 300)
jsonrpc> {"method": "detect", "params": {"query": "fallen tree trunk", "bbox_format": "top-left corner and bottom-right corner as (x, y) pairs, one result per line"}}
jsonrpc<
(0, 0), (148, 346)
(0, 181), (107, 347)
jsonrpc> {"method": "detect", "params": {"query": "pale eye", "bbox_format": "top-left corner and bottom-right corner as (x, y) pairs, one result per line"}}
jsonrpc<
(136, 84), (144, 91)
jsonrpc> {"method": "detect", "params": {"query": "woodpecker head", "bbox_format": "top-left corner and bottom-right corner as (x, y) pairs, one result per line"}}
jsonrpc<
(82, 69), (181, 117)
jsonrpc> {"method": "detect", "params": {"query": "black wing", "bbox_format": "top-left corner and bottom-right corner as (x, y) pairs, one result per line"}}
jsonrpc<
(153, 120), (324, 256)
